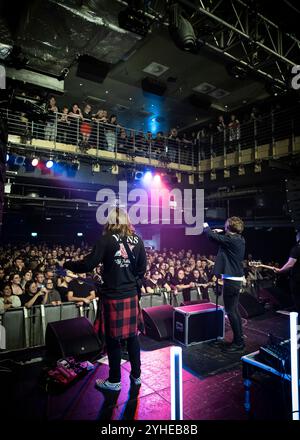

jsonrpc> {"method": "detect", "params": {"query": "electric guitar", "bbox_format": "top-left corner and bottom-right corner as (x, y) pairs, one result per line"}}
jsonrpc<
(248, 261), (277, 271)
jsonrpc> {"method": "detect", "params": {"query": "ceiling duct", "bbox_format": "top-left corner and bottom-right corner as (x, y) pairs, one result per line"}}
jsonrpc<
(0, 0), (141, 78)
(6, 67), (65, 94)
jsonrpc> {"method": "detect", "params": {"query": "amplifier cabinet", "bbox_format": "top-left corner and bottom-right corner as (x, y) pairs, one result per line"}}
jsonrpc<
(173, 302), (224, 346)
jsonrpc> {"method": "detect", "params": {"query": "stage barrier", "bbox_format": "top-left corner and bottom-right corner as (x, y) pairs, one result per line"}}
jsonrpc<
(1, 300), (99, 352)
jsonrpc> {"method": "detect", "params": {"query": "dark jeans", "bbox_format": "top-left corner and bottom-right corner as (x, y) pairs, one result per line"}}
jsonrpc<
(106, 334), (141, 383)
(223, 280), (244, 346)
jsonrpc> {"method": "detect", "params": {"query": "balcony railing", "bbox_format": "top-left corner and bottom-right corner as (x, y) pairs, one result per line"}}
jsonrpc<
(2, 105), (300, 173)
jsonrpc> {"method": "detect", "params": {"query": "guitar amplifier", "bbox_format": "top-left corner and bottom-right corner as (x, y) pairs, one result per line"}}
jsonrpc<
(173, 302), (224, 346)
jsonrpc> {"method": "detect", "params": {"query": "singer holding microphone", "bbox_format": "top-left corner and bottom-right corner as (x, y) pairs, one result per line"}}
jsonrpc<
(203, 217), (246, 352)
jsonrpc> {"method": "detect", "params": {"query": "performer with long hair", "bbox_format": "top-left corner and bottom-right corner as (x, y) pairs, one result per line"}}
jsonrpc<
(203, 217), (246, 352)
(63, 207), (147, 391)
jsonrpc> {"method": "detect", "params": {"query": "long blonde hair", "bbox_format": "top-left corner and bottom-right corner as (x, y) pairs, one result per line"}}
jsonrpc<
(103, 207), (135, 237)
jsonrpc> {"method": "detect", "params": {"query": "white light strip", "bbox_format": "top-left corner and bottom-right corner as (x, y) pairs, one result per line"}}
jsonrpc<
(170, 346), (183, 420)
(290, 312), (299, 421)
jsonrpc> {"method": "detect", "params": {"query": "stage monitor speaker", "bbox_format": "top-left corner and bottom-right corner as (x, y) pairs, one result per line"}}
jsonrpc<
(141, 76), (167, 96)
(142, 305), (173, 341)
(45, 317), (102, 360)
(238, 293), (265, 318)
(76, 55), (110, 83)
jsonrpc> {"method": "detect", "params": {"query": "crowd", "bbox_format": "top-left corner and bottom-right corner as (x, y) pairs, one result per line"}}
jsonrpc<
(0, 243), (279, 313)
(5, 92), (298, 165)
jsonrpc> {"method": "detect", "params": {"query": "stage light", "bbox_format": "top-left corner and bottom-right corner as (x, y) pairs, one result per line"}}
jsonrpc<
(153, 174), (161, 185)
(143, 171), (153, 183)
(77, 232), (83, 237)
(135, 170), (144, 181)
(6, 153), (9, 162)
(169, 3), (198, 53)
(31, 232), (38, 237)
(14, 155), (25, 166)
(31, 158), (39, 167)
(46, 159), (54, 169)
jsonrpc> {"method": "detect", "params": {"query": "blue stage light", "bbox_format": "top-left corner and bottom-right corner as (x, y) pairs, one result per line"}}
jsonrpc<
(46, 159), (54, 169)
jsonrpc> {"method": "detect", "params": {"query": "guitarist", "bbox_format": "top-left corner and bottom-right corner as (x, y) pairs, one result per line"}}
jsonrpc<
(203, 217), (246, 352)
(63, 207), (147, 392)
(274, 231), (300, 315)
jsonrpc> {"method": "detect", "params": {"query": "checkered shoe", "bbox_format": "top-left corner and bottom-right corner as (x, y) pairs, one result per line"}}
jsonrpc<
(95, 379), (121, 391)
(130, 374), (142, 386)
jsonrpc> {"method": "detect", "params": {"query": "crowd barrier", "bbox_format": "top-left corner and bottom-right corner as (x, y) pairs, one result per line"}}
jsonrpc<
(1, 299), (98, 352)
(1, 288), (210, 352)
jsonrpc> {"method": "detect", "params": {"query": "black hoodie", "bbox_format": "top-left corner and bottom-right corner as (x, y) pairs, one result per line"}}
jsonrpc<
(64, 233), (147, 299)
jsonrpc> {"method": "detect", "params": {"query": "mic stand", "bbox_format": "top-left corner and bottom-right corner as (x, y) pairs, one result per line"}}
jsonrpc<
(210, 274), (222, 346)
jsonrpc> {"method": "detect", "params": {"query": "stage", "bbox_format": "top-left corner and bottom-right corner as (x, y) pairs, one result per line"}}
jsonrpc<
(0, 311), (291, 421)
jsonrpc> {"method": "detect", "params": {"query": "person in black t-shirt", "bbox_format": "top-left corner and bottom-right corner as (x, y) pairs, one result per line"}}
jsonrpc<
(67, 273), (96, 306)
(145, 269), (171, 295)
(171, 268), (195, 302)
(275, 231), (300, 314)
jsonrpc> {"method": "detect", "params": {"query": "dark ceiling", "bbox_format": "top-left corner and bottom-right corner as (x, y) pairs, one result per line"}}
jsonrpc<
(2, 0), (300, 133)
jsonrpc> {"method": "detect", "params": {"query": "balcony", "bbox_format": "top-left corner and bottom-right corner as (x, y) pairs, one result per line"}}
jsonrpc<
(2, 105), (300, 175)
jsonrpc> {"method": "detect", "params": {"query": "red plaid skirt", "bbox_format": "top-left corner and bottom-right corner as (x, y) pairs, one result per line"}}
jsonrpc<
(94, 295), (144, 341)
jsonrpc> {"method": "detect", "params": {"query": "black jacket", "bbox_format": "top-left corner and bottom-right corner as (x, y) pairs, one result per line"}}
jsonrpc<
(203, 226), (245, 277)
(64, 233), (147, 299)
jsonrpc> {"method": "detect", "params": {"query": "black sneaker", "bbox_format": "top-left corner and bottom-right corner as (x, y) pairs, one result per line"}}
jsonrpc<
(223, 343), (245, 353)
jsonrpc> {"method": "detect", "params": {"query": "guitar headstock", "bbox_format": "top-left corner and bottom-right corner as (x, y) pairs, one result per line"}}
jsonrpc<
(248, 260), (262, 267)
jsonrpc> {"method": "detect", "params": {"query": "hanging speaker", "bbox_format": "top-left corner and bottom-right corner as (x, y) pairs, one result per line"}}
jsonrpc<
(141, 77), (167, 96)
(76, 55), (110, 83)
(188, 93), (211, 110)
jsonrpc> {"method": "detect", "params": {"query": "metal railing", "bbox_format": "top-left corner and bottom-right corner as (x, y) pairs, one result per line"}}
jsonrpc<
(2, 105), (300, 171)
(1, 300), (98, 351)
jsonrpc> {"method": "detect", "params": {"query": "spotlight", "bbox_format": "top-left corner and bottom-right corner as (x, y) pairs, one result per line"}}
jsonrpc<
(143, 171), (153, 183)
(31, 158), (39, 167)
(14, 155), (25, 166)
(169, 3), (198, 53)
(31, 232), (38, 237)
(77, 232), (83, 237)
(46, 159), (54, 169)
(153, 174), (161, 185)
(135, 170), (144, 180)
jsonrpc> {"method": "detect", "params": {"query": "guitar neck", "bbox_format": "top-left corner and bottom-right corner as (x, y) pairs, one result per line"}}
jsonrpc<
(252, 264), (274, 271)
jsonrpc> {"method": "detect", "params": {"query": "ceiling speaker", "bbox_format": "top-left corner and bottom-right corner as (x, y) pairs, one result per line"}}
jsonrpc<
(141, 77), (167, 96)
(76, 55), (110, 84)
(188, 93), (211, 110)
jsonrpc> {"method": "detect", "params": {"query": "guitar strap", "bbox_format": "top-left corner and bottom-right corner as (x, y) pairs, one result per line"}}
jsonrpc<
(121, 237), (142, 298)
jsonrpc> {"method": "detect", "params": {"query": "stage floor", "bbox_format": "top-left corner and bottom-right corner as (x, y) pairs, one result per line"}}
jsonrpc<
(1, 311), (291, 421)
